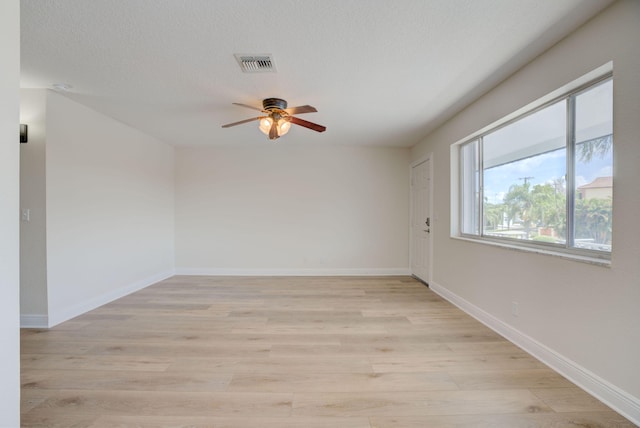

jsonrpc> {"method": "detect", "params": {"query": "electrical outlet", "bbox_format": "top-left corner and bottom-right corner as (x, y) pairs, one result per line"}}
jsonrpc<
(512, 301), (519, 317)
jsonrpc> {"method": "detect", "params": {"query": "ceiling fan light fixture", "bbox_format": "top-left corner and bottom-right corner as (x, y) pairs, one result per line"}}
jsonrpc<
(278, 119), (291, 136)
(258, 116), (290, 140)
(258, 117), (273, 135)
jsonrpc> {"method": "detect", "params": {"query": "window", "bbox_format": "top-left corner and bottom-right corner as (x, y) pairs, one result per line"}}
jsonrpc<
(457, 76), (613, 258)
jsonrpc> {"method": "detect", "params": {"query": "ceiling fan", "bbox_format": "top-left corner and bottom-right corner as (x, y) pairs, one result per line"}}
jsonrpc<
(221, 98), (326, 140)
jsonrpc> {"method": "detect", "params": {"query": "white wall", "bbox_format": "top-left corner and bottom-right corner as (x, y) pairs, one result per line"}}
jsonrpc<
(45, 91), (175, 326)
(411, 0), (640, 422)
(0, 0), (21, 425)
(20, 89), (48, 323)
(176, 145), (409, 275)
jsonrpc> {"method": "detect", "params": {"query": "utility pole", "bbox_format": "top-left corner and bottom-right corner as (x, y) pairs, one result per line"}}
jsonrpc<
(518, 176), (534, 185)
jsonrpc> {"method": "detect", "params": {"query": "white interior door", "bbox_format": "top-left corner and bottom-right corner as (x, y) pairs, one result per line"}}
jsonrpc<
(411, 158), (431, 283)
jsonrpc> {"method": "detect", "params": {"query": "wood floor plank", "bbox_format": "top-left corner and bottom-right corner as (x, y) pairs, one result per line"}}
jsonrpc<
(21, 354), (172, 372)
(448, 369), (575, 390)
(228, 372), (459, 393)
(531, 387), (615, 413)
(22, 369), (232, 392)
(269, 341), (451, 357)
(84, 342), (271, 358)
(370, 412), (637, 427)
(445, 341), (525, 354)
(26, 390), (294, 418)
(230, 325), (390, 335)
(165, 356), (375, 374)
(89, 415), (372, 428)
(20, 339), (95, 355)
(20, 275), (636, 427)
(21, 390), (49, 413)
(291, 390), (554, 417)
(21, 413), (98, 428)
(371, 353), (547, 373)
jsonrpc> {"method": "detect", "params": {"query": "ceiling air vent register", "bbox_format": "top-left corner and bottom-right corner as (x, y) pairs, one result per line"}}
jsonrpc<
(235, 54), (276, 73)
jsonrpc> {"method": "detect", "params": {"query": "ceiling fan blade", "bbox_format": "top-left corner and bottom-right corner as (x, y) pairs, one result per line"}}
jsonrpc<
(284, 105), (317, 115)
(269, 121), (278, 140)
(290, 116), (326, 133)
(232, 102), (264, 112)
(221, 116), (262, 128)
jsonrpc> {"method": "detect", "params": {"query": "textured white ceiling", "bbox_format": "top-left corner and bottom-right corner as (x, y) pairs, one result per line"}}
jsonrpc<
(20, 0), (613, 147)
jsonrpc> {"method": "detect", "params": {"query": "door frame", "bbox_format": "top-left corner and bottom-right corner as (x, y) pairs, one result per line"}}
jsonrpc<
(409, 153), (433, 284)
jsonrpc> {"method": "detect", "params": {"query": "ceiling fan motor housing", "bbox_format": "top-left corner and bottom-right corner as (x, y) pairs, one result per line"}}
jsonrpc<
(263, 98), (287, 111)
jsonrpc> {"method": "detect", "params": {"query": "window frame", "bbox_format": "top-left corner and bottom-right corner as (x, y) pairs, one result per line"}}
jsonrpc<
(454, 71), (613, 263)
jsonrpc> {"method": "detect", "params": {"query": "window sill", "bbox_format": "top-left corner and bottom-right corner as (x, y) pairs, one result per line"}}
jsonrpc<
(451, 235), (611, 267)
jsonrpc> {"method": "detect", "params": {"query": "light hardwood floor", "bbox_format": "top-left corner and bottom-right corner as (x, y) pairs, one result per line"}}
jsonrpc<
(21, 276), (636, 427)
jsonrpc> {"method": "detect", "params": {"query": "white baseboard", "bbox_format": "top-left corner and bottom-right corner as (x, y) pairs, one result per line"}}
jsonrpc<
(429, 281), (640, 426)
(47, 269), (175, 327)
(174, 268), (411, 276)
(20, 314), (48, 329)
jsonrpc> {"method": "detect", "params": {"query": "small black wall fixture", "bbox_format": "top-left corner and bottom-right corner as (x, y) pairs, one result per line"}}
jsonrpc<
(20, 124), (28, 143)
